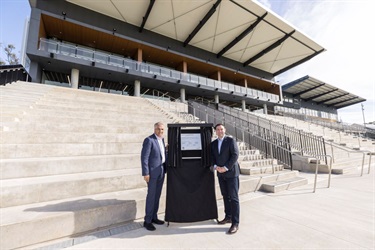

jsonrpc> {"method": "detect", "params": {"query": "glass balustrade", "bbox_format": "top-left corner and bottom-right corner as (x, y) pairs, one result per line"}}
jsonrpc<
(39, 38), (280, 102)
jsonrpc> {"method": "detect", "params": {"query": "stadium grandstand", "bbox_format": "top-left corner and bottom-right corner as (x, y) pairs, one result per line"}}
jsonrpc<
(0, 1), (373, 249)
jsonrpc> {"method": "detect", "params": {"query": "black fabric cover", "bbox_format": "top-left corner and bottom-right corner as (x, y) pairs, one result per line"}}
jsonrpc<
(167, 126), (181, 168)
(200, 126), (212, 168)
(165, 124), (217, 223)
(165, 159), (218, 222)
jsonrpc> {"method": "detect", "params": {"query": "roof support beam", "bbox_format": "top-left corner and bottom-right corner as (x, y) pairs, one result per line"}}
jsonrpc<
(327, 96), (358, 107)
(243, 30), (295, 66)
(183, 0), (222, 47)
(139, 0), (156, 32)
(273, 49), (325, 76)
(293, 83), (325, 97)
(305, 88), (338, 101)
(217, 12), (267, 58)
(335, 99), (364, 108)
(317, 93), (349, 104)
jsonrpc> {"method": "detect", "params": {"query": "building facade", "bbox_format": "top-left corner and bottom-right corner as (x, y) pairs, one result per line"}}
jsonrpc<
(25, 0), (326, 113)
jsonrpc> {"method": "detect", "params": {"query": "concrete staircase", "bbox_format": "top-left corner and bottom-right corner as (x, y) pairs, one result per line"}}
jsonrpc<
(253, 113), (374, 175)
(0, 82), (177, 249)
(0, 82), (306, 249)
(237, 143), (307, 193)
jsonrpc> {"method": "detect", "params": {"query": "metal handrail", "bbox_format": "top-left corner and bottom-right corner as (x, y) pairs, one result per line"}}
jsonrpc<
(191, 102), (333, 193)
(312, 154), (332, 193)
(326, 140), (372, 176)
(201, 101), (327, 164)
(189, 101), (295, 169)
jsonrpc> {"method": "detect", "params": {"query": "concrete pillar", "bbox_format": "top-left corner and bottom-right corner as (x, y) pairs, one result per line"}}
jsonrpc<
(136, 48), (143, 63)
(210, 71), (221, 81)
(177, 61), (187, 73)
(263, 103), (268, 115)
(242, 100), (246, 111)
(134, 80), (141, 97)
(180, 88), (186, 103)
(177, 61), (188, 81)
(41, 70), (46, 84)
(71, 68), (79, 89)
(214, 94), (219, 104)
(29, 61), (42, 83)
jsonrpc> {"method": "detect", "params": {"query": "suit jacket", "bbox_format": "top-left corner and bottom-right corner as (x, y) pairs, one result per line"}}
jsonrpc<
(141, 134), (166, 178)
(211, 135), (240, 178)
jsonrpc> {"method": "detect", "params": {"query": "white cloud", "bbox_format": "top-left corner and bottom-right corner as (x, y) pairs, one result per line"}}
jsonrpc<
(256, 0), (375, 124)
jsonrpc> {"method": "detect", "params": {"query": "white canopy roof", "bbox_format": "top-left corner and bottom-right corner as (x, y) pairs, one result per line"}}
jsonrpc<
(66, 0), (325, 75)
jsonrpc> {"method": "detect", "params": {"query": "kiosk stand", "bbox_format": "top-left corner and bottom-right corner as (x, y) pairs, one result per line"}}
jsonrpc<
(165, 123), (218, 224)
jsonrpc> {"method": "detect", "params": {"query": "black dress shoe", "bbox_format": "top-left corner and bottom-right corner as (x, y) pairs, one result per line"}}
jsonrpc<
(218, 217), (231, 224)
(227, 224), (239, 234)
(152, 218), (165, 225)
(143, 222), (156, 231)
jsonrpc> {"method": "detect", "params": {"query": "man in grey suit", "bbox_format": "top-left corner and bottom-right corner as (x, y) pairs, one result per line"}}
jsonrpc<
(211, 123), (240, 234)
(141, 122), (166, 231)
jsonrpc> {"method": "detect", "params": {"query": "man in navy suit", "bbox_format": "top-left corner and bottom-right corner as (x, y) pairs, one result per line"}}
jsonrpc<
(141, 122), (167, 231)
(211, 123), (240, 234)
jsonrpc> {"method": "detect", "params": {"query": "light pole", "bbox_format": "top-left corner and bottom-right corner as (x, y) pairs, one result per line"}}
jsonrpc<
(361, 103), (366, 127)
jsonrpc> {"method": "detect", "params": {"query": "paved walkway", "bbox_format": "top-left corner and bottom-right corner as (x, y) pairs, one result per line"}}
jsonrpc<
(59, 170), (374, 250)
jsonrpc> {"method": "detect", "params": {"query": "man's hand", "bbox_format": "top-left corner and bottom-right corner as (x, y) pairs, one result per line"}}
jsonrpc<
(217, 166), (227, 173)
(144, 175), (150, 183)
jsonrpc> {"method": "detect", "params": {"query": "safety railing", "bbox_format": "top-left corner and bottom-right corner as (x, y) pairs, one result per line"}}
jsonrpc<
(207, 102), (327, 165)
(326, 140), (372, 177)
(38, 38), (279, 102)
(279, 111), (371, 138)
(189, 101), (294, 170)
(312, 154), (332, 193)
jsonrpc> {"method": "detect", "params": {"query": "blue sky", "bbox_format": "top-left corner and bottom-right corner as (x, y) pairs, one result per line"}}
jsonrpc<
(0, 0), (374, 125)
(0, 0), (30, 63)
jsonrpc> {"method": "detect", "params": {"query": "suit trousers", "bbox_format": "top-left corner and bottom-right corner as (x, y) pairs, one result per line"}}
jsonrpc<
(144, 170), (165, 223)
(218, 175), (240, 225)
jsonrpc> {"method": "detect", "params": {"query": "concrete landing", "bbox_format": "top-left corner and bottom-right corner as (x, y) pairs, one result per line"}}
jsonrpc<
(33, 169), (374, 250)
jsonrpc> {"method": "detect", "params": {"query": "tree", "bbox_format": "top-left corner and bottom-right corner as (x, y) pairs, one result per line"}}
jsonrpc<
(0, 43), (19, 65)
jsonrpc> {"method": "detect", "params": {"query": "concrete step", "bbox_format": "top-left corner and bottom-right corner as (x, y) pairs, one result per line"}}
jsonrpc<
(43, 93), (140, 105)
(0, 95), (44, 103)
(0, 142), (143, 158)
(0, 131), (147, 144)
(28, 102), (157, 114)
(4, 81), (55, 89)
(238, 154), (264, 161)
(27, 106), (170, 118)
(11, 113), (167, 127)
(2, 106), (173, 123)
(20, 109), (166, 121)
(240, 164), (284, 175)
(239, 149), (259, 155)
(0, 84), (48, 92)
(34, 99), (154, 112)
(1, 174), (266, 250)
(41, 92), (147, 106)
(239, 158), (277, 168)
(1, 84), (54, 94)
(260, 176), (308, 193)
(0, 154), (140, 179)
(0, 116), (20, 122)
(1, 168), (145, 208)
(1, 121), (167, 133)
(0, 187), (151, 250)
(330, 166), (362, 175)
